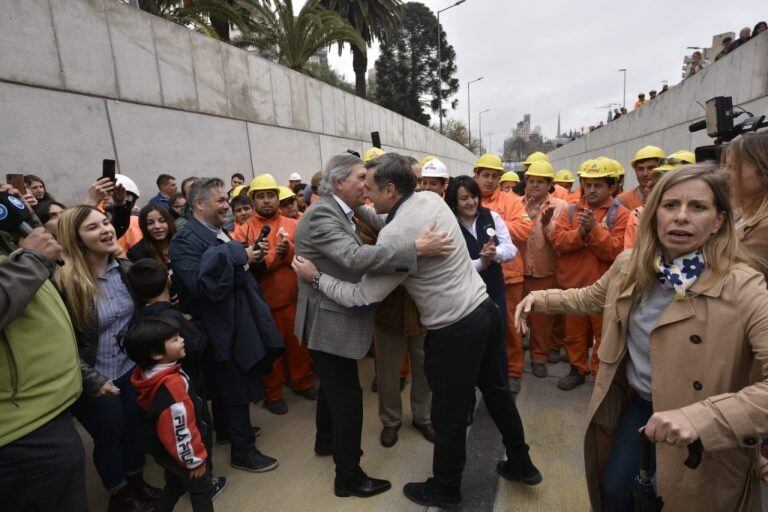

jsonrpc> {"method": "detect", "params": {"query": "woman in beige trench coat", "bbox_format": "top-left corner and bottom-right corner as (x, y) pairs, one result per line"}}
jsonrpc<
(516, 164), (768, 511)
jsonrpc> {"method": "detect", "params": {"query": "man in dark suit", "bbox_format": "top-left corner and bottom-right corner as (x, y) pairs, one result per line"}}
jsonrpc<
(170, 177), (283, 473)
(294, 153), (452, 498)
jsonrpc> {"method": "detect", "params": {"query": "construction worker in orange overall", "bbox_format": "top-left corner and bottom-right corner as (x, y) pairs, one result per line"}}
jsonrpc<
(616, 145), (665, 209)
(473, 153), (532, 386)
(553, 170), (575, 194)
(278, 186), (301, 220)
(550, 160), (628, 390)
(518, 161), (569, 388)
(499, 171), (520, 194)
(623, 150), (695, 249)
(233, 174), (315, 415)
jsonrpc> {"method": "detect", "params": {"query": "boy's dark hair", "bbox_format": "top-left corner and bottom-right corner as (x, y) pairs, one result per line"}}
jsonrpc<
(231, 172), (245, 181)
(127, 258), (169, 300)
(156, 174), (175, 188)
(292, 183), (307, 193)
(230, 195), (254, 209)
(122, 316), (180, 370)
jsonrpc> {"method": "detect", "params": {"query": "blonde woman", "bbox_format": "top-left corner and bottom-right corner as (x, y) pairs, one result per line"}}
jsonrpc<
(56, 205), (158, 512)
(516, 165), (768, 511)
(723, 132), (768, 280)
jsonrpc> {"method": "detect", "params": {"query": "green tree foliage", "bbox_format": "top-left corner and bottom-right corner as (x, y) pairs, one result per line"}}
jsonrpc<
(318, 0), (404, 98)
(230, 0), (365, 71)
(374, 2), (459, 126)
(133, 0), (251, 38)
(434, 119), (481, 152)
(304, 61), (355, 93)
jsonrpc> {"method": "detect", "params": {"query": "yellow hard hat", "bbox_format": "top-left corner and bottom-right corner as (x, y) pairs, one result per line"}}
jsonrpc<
(522, 151), (550, 167)
(248, 174), (280, 195)
(474, 153), (505, 173)
(419, 155), (436, 168)
(652, 150), (697, 173)
(364, 147), (386, 162)
(610, 159), (626, 177)
(631, 145), (665, 166)
(578, 159), (595, 176)
(524, 160), (555, 178)
(499, 171), (520, 184)
(278, 186), (296, 202)
(581, 159), (615, 179)
(231, 185), (249, 197)
(554, 170), (575, 183)
(593, 157), (619, 178)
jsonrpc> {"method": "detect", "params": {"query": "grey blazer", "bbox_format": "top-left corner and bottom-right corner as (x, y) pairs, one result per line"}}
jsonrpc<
(294, 195), (416, 359)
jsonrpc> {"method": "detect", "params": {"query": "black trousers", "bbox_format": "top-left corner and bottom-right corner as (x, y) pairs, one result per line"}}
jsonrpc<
(155, 464), (213, 512)
(424, 299), (529, 498)
(310, 349), (365, 486)
(0, 411), (88, 512)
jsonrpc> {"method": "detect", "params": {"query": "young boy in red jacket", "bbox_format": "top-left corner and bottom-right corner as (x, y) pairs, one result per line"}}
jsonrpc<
(125, 317), (226, 511)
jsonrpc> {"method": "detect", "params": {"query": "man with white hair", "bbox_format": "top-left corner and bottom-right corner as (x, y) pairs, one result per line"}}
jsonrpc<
(293, 154), (452, 498)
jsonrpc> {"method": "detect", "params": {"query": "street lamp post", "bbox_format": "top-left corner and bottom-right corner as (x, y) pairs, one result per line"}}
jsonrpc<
(437, 0), (467, 133)
(618, 68), (627, 109)
(467, 76), (483, 151)
(479, 108), (490, 152)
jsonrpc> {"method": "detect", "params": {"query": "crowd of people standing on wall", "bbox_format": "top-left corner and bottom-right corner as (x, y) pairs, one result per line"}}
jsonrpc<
(2, 130), (768, 512)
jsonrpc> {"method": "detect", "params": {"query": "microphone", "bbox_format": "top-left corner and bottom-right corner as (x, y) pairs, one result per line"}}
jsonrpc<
(688, 119), (707, 132)
(0, 191), (63, 266)
(253, 225), (271, 250)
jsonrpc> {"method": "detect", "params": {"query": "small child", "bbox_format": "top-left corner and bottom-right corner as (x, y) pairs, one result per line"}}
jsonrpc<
(127, 258), (207, 393)
(125, 317), (225, 511)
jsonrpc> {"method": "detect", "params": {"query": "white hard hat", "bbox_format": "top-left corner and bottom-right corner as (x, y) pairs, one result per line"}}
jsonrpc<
(421, 158), (449, 179)
(288, 172), (302, 181)
(115, 174), (140, 198)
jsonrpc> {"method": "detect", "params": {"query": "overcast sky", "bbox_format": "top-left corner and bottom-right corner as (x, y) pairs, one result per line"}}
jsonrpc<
(296, 0), (766, 152)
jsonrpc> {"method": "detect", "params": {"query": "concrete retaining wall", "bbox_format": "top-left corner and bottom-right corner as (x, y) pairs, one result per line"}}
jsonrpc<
(0, 0), (475, 203)
(547, 30), (768, 188)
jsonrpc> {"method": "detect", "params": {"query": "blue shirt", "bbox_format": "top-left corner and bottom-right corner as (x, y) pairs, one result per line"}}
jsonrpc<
(149, 193), (170, 211)
(95, 259), (136, 379)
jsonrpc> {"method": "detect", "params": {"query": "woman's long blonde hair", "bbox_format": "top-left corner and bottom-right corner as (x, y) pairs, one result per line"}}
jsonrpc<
(55, 205), (110, 330)
(621, 163), (743, 297)
(725, 132), (768, 220)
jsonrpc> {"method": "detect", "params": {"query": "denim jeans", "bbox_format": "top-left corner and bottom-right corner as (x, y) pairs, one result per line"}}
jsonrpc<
(72, 367), (145, 491)
(602, 393), (655, 512)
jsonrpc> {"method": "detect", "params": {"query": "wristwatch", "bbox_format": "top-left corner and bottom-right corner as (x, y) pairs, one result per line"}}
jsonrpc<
(311, 272), (323, 290)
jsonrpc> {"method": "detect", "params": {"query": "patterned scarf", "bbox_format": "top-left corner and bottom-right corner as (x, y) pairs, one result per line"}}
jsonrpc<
(654, 250), (705, 300)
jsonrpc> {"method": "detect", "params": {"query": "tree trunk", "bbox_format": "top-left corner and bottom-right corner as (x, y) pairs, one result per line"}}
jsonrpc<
(352, 46), (368, 98)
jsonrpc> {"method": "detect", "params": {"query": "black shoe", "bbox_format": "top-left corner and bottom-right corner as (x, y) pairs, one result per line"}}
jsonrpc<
(496, 458), (543, 485)
(295, 386), (318, 401)
(547, 348), (562, 364)
(230, 451), (279, 473)
(335, 475), (391, 498)
(126, 472), (161, 502)
(509, 377), (521, 394)
(211, 476), (228, 501)
(265, 399), (288, 415)
(531, 363), (547, 378)
(403, 482), (461, 509)
(557, 368), (586, 391)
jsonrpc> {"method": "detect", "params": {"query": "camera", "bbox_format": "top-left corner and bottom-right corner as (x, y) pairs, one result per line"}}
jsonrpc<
(689, 96), (768, 162)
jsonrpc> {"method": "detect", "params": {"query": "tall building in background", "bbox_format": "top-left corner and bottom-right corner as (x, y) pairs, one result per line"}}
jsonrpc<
(513, 114), (531, 140)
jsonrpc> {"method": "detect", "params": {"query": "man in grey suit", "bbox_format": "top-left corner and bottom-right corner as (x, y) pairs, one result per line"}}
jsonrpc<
(293, 153), (452, 498)
(294, 153), (541, 510)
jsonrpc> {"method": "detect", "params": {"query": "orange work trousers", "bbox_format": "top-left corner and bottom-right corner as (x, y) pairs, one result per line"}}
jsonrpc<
(563, 314), (603, 376)
(263, 303), (314, 403)
(523, 276), (558, 364)
(504, 282), (525, 378)
(551, 314), (565, 349)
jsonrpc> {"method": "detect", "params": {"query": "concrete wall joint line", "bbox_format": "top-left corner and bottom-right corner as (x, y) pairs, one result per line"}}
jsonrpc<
(104, 99), (120, 169)
(46, 0), (66, 88)
(187, 30), (201, 111)
(103, 1), (122, 99)
(149, 17), (165, 105)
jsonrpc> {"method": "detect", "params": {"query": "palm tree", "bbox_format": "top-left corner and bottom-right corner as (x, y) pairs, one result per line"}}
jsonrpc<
(319, 0), (404, 98)
(135, 0), (252, 38)
(232, 0), (365, 72)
